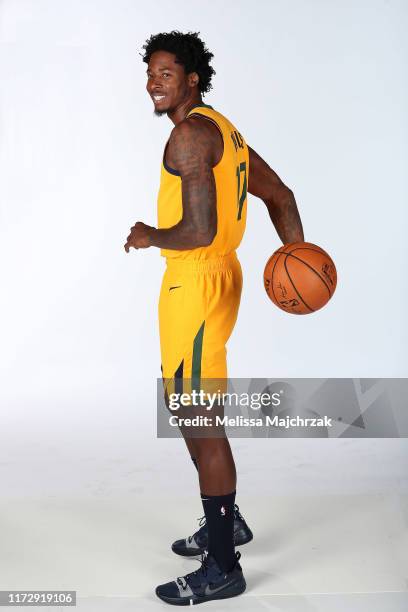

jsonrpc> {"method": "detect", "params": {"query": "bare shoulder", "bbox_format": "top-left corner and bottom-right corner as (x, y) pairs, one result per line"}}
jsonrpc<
(167, 116), (221, 169)
(168, 117), (212, 151)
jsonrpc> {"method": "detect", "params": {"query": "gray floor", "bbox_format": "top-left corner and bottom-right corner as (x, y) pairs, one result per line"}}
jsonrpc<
(73, 592), (408, 611)
(0, 428), (407, 611)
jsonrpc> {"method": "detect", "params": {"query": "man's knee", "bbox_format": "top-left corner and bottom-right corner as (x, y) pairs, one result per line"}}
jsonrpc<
(194, 437), (227, 462)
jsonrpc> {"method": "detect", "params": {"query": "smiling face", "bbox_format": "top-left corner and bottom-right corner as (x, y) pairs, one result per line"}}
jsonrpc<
(146, 50), (199, 117)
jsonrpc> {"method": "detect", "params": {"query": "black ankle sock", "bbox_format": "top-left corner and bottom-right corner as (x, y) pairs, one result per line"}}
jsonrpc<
(191, 456), (198, 472)
(201, 490), (236, 573)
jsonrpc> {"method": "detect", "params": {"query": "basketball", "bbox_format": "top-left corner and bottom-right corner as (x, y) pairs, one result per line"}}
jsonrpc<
(263, 242), (337, 314)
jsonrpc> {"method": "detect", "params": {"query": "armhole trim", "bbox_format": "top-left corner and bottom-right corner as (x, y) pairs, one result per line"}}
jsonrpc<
(162, 140), (181, 176)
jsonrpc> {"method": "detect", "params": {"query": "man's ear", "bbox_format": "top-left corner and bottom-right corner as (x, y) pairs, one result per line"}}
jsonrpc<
(188, 72), (200, 88)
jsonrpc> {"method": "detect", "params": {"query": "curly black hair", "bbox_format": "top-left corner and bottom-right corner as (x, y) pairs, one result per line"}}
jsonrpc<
(142, 31), (215, 95)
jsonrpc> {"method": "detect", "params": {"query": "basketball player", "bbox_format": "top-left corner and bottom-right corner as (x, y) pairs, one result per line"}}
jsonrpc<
(124, 31), (304, 605)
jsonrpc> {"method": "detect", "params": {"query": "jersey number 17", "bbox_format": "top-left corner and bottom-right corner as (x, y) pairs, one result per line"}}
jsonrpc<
(236, 161), (247, 220)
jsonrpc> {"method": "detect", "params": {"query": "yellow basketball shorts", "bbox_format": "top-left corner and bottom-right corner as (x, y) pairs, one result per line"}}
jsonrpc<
(158, 251), (243, 397)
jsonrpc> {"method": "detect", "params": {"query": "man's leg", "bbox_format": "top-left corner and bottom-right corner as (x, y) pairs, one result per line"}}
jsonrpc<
(194, 436), (237, 572)
(195, 436), (236, 495)
(162, 385), (198, 469)
(156, 256), (249, 604)
(160, 256), (252, 560)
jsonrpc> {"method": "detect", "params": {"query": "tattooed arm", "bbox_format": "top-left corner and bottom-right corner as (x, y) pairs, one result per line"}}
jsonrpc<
(124, 118), (217, 252)
(248, 146), (304, 244)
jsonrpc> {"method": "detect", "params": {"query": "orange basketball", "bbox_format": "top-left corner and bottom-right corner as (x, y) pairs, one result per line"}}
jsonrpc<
(263, 242), (337, 314)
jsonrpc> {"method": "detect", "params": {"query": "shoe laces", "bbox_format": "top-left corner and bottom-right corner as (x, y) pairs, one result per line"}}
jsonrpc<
(234, 503), (245, 522)
(187, 514), (207, 544)
(176, 550), (241, 591)
(176, 576), (188, 590)
(176, 551), (212, 590)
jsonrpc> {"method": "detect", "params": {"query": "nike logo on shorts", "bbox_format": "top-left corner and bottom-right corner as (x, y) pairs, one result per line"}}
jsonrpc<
(169, 285), (182, 291)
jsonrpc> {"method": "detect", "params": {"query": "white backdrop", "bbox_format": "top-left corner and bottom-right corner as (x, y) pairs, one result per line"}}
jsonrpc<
(0, 0), (407, 491)
(1, 3), (407, 606)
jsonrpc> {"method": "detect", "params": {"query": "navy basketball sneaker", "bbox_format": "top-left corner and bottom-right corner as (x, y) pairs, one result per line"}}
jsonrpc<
(155, 550), (246, 605)
(171, 504), (253, 557)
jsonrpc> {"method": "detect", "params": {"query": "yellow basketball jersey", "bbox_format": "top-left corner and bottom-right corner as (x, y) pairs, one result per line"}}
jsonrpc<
(157, 104), (248, 260)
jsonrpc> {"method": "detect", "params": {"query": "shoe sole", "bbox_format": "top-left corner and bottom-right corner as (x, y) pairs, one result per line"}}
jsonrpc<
(156, 577), (246, 605)
(172, 531), (253, 557)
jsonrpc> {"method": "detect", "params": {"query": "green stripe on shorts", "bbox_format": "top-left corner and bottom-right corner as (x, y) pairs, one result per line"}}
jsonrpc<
(192, 321), (205, 392)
